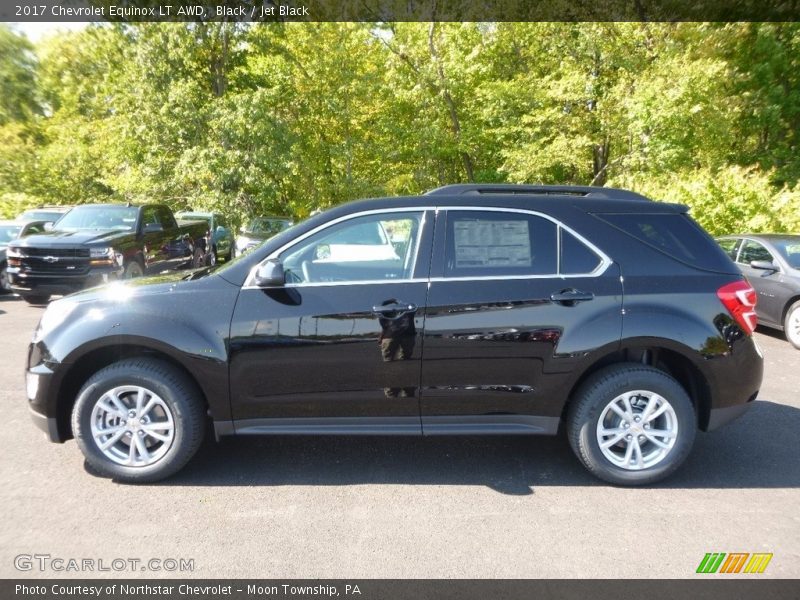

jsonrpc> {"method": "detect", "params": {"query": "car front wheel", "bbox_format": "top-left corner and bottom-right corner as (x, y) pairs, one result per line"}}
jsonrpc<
(0, 261), (10, 294)
(71, 358), (205, 483)
(567, 363), (696, 486)
(784, 300), (800, 350)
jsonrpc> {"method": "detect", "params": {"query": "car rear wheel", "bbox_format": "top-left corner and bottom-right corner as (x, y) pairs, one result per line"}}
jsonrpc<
(567, 363), (696, 486)
(784, 300), (800, 350)
(71, 358), (206, 483)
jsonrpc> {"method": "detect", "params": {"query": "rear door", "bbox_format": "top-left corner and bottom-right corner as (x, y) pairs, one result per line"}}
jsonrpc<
(420, 208), (623, 433)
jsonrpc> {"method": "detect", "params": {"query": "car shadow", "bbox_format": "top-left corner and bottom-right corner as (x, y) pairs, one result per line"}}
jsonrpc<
(124, 399), (800, 494)
(756, 325), (787, 343)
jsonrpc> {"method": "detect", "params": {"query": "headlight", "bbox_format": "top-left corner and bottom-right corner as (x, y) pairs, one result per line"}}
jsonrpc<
(89, 247), (113, 258)
(36, 300), (77, 339)
(6, 246), (22, 258)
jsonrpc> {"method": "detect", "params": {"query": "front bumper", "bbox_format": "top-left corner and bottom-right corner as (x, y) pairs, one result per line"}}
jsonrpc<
(26, 362), (66, 443)
(9, 266), (123, 297)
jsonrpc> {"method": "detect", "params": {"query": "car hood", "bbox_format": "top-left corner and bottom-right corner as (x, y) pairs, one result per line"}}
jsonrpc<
(12, 229), (133, 247)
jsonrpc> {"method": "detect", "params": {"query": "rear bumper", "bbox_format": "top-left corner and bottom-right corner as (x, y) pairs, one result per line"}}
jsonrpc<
(703, 334), (762, 431)
(707, 396), (756, 431)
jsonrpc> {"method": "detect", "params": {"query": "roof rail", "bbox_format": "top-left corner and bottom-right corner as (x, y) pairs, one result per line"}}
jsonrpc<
(424, 183), (651, 201)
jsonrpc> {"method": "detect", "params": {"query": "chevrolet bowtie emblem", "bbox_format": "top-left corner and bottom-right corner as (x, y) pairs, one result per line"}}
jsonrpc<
(42, 256), (59, 263)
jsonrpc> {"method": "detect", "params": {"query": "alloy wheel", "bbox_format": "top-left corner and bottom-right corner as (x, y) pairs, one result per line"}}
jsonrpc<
(89, 385), (175, 467)
(596, 390), (678, 470)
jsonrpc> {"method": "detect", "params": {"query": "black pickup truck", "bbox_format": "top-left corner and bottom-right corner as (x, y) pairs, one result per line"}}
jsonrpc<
(7, 203), (209, 304)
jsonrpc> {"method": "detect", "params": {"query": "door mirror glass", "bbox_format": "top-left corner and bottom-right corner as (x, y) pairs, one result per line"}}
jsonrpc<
(253, 259), (285, 287)
(750, 260), (777, 271)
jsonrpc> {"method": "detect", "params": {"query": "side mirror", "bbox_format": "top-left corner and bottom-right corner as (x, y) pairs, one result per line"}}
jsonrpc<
(143, 222), (163, 234)
(43, 222), (54, 231)
(253, 259), (285, 287)
(750, 260), (777, 271)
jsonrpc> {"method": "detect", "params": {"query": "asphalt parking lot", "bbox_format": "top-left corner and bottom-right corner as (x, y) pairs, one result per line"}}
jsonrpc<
(0, 293), (798, 579)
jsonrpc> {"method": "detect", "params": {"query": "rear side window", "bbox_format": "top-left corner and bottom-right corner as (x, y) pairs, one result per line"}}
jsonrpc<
(445, 211), (557, 277)
(560, 229), (601, 274)
(595, 213), (733, 272)
(716, 238), (740, 261)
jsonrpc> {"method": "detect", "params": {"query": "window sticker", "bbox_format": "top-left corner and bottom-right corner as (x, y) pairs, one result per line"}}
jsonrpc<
(453, 220), (531, 268)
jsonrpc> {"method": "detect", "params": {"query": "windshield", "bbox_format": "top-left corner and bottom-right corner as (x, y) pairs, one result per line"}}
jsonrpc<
(19, 209), (66, 222)
(774, 239), (800, 269)
(0, 225), (22, 245)
(247, 218), (292, 235)
(55, 206), (139, 231)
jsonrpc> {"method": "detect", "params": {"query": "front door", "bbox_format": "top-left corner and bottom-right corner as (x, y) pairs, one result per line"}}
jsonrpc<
(229, 209), (434, 433)
(737, 239), (784, 326)
(420, 208), (623, 433)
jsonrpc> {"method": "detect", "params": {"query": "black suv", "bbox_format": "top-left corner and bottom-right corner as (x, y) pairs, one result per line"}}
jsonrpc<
(26, 185), (763, 485)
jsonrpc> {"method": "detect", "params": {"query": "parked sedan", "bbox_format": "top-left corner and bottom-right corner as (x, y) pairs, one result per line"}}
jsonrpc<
(0, 220), (50, 293)
(716, 234), (800, 349)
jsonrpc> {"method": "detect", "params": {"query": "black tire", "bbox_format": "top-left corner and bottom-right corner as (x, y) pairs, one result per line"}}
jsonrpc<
(191, 246), (205, 268)
(783, 300), (800, 350)
(71, 358), (206, 483)
(566, 363), (696, 486)
(22, 294), (50, 305)
(0, 261), (10, 294)
(123, 259), (144, 279)
(224, 247), (233, 262)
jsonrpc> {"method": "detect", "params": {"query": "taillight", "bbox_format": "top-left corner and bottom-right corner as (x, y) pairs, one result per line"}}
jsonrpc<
(717, 280), (757, 335)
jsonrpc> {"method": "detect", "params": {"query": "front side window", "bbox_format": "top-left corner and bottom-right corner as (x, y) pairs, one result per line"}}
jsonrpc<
(774, 240), (800, 269)
(739, 240), (773, 265)
(444, 211), (557, 277)
(279, 211), (424, 284)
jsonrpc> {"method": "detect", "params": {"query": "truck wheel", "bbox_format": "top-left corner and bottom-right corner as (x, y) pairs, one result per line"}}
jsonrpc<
(22, 294), (50, 305)
(784, 300), (800, 350)
(192, 246), (205, 268)
(71, 358), (206, 483)
(123, 259), (143, 279)
(208, 246), (218, 266)
(0, 262), (9, 294)
(566, 363), (696, 486)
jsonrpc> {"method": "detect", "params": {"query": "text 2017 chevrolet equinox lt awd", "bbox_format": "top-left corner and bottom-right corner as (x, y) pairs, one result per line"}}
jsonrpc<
(26, 185), (763, 485)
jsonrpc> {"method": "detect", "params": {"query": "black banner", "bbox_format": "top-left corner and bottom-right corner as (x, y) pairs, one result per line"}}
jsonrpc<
(3, 0), (800, 22)
(4, 580), (800, 600)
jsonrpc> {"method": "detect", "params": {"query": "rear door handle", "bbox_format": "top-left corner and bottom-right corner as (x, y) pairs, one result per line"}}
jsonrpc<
(550, 289), (594, 305)
(372, 302), (417, 318)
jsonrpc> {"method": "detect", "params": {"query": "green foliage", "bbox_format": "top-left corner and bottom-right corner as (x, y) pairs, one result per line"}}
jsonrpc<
(0, 22), (798, 232)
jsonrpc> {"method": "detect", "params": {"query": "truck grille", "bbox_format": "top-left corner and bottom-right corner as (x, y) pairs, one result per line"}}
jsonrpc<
(16, 248), (91, 275)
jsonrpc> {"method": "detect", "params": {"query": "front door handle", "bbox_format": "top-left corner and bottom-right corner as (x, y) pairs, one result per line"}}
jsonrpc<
(550, 288), (594, 305)
(372, 301), (417, 319)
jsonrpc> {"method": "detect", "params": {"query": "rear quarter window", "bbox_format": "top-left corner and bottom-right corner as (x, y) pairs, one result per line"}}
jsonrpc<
(595, 213), (734, 272)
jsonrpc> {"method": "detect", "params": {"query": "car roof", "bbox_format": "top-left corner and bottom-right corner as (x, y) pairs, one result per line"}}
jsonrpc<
(719, 233), (800, 242)
(315, 192), (687, 219)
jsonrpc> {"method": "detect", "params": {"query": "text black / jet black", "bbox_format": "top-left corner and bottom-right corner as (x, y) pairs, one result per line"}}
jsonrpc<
(26, 185), (763, 485)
